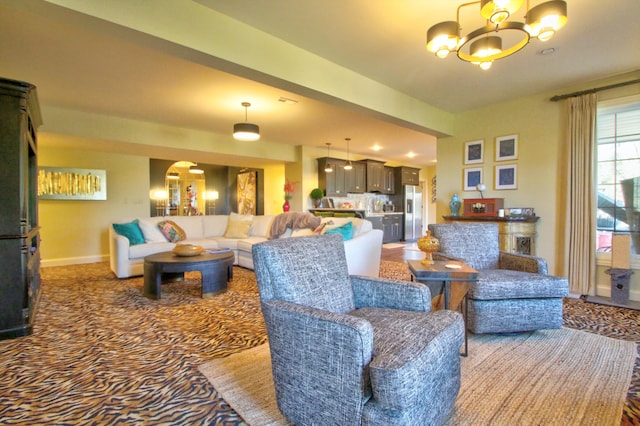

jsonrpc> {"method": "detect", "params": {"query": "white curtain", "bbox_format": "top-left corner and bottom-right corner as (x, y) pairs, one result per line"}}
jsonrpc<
(564, 93), (598, 295)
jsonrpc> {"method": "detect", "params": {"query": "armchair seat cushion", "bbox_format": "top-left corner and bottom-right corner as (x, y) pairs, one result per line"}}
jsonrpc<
(351, 307), (463, 411)
(473, 270), (569, 300)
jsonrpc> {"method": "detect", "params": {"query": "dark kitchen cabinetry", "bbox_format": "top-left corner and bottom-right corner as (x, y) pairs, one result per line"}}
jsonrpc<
(345, 161), (366, 193)
(364, 160), (395, 194)
(367, 215), (383, 232)
(395, 166), (420, 188)
(0, 77), (43, 340)
(382, 214), (402, 243)
(318, 158), (366, 196)
(317, 157), (346, 196)
(364, 160), (385, 192)
(383, 166), (395, 194)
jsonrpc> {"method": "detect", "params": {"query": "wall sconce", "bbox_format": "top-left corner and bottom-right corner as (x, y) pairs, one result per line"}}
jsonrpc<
(206, 190), (219, 215)
(151, 189), (169, 216)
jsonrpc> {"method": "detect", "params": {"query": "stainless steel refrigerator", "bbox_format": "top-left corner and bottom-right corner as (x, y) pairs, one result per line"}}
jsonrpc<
(403, 184), (423, 241)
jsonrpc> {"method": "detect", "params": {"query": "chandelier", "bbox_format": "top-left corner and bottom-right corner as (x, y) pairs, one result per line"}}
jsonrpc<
(426, 0), (567, 70)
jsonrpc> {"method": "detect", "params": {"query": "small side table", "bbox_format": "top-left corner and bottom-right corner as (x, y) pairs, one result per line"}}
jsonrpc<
(144, 250), (234, 299)
(408, 259), (478, 356)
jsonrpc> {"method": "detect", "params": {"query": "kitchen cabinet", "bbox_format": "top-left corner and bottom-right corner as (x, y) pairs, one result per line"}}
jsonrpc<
(383, 166), (395, 194)
(345, 161), (366, 193)
(317, 157), (346, 196)
(364, 160), (385, 192)
(382, 214), (402, 243)
(395, 166), (420, 187)
(318, 158), (366, 196)
(367, 215), (383, 232)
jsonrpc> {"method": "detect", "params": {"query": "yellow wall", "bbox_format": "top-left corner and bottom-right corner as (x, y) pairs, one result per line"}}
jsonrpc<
(436, 71), (640, 300)
(39, 142), (289, 266)
(39, 145), (150, 265)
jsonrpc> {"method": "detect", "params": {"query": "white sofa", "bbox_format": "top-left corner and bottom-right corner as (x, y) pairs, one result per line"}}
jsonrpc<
(109, 214), (383, 279)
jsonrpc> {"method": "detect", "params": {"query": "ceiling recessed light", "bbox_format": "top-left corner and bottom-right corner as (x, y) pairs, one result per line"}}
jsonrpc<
(538, 47), (557, 56)
(371, 145), (382, 151)
(407, 152), (416, 158)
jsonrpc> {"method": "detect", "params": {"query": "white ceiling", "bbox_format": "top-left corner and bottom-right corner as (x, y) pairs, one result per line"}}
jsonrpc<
(1, 0), (639, 167)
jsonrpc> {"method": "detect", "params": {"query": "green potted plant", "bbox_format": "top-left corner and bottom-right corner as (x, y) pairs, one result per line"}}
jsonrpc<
(309, 188), (324, 207)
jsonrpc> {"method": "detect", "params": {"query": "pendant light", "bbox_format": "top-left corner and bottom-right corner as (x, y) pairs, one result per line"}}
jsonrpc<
(324, 143), (333, 173)
(344, 137), (353, 170)
(189, 163), (204, 174)
(233, 102), (260, 141)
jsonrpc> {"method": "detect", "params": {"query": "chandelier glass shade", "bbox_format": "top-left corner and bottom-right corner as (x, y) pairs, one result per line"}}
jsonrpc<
(233, 102), (260, 141)
(426, 0), (567, 70)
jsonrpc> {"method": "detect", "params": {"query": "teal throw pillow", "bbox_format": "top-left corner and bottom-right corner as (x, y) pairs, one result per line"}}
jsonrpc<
(113, 220), (145, 245)
(324, 221), (354, 241)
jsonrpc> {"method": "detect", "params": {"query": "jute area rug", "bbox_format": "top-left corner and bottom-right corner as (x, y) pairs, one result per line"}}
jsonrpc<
(199, 327), (636, 426)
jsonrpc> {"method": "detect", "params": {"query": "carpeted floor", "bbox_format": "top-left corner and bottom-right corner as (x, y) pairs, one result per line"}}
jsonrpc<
(0, 261), (638, 425)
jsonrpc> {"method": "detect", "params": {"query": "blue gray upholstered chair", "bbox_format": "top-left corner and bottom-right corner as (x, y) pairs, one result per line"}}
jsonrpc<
(252, 234), (464, 426)
(428, 223), (569, 335)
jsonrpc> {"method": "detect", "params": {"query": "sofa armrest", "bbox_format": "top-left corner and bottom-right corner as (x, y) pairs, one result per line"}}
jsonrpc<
(109, 225), (132, 278)
(350, 276), (431, 312)
(343, 229), (383, 277)
(499, 251), (548, 274)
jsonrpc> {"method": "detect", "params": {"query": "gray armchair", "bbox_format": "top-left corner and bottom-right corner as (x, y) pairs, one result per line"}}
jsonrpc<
(252, 234), (464, 426)
(429, 222), (569, 334)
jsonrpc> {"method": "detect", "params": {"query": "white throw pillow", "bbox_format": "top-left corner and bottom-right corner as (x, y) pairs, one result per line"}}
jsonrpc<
(138, 218), (168, 242)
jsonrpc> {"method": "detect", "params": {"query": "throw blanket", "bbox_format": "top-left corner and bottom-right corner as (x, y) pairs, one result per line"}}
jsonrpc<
(269, 212), (321, 239)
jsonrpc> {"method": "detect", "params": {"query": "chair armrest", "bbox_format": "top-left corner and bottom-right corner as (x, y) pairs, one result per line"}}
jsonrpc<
(499, 251), (548, 274)
(350, 276), (431, 312)
(262, 299), (373, 360)
(260, 299), (374, 419)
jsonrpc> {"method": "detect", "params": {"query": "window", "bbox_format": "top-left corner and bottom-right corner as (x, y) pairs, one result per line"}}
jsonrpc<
(596, 96), (640, 258)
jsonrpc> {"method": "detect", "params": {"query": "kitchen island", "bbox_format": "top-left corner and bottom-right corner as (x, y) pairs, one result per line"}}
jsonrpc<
(309, 209), (404, 243)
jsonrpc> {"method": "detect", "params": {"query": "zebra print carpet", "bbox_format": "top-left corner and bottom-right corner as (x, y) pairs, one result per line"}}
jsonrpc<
(0, 261), (637, 425)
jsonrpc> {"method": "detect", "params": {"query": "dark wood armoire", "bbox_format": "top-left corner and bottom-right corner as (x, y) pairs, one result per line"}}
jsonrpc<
(0, 77), (42, 339)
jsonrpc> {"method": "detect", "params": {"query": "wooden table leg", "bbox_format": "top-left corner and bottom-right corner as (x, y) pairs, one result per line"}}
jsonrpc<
(143, 261), (161, 300)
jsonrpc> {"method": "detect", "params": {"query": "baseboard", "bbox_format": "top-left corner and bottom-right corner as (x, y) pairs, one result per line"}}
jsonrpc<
(584, 295), (640, 311)
(41, 255), (109, 268)
(595, 283), (640, 303)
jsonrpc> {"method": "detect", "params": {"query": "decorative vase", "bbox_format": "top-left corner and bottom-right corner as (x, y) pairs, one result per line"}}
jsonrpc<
(449, 193), (461, 216)
(417, 230), (440, 265)
(283, 199), (290, 212)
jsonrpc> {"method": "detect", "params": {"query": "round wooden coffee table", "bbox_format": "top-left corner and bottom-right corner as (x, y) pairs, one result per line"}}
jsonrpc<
(143, 250), (234, 299)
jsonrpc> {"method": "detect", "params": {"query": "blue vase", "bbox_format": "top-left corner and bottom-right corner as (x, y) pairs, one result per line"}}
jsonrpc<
(449, 193), (461, 216)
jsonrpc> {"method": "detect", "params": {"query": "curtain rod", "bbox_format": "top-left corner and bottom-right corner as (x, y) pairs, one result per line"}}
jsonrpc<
(550, 78), (640, 102)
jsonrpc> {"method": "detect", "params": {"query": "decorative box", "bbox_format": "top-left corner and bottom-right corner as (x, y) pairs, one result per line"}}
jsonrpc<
(463, 198), (504, 217)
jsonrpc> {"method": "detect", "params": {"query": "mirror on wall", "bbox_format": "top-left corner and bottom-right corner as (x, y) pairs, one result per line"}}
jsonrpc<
(164, 161), (206, 216)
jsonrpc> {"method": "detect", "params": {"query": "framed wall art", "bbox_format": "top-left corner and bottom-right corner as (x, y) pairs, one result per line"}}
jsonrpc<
(495, 134), (518, 161)
(236, 171), (257, 215)
(463, 167), (483, 191)
(495, 164), (517, 190)
(37, 167), (107, 200)
(464, 140), (484, 164)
